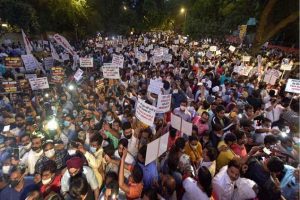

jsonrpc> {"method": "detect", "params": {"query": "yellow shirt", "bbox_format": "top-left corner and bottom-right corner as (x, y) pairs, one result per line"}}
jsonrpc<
(216, 141), (235, 171)
(184, 142), (203, 163)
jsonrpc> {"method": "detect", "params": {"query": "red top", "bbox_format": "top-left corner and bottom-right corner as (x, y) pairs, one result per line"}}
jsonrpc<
(231, 144), (247, 158)
(40, 174), (62, 197)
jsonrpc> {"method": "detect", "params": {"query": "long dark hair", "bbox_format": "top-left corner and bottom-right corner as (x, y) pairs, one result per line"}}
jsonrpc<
(198, 166), (212, 197)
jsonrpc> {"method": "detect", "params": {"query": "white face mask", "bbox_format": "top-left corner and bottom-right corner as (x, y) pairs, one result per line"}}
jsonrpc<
(42, 177), (52, 185)
(45, 149), (55, 158)
(173, 89), (178, 94)
(2, 165), (11, 174)
(68, 149), (76, 155)
(24, 142), (32, 150)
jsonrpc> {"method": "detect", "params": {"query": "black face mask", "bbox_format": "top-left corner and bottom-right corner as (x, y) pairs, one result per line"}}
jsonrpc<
(10, 177), (22, 188)
(124, 134), (132, 140)
(31, 147), (41, 152)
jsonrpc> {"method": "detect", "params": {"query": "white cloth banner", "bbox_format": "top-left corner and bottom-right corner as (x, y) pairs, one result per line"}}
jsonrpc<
(53, 34), (76, 56)
(285, 79), (300, 94)
(80, 58), (93, 68)
(29, 77), (49, 90)
(112, 54), (124, 68)
(22, 29), (33, 55)
(135, 98), (156, 126)
(157, 94), (171, 113)
(102, 64), (120, 79)
(21, 55), (38, 71)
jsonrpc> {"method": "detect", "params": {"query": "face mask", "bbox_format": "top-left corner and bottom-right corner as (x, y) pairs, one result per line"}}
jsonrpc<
(124, 134), (132, 140)
(90, 146), (97, 153)
(286, 147), (293, 152)
(106, 116), (113, 122)
(80, 125), (89, 131)
(32, 147), (41, 152)
(173, 89), (178, 94)
(2, 165), (11, 174)
(180, 106), (186, 111)
(45, 149), (55, 158)
(68, 149), (76, 155)
(73, 111), (78, 117)
(216, 133), (222, 138)
(63, 121), (70, 127)
(23, 142), (32, 150)
(10, 178), (21, 188)
(190, 144), (197, 150)
(42, 177), (53, 185)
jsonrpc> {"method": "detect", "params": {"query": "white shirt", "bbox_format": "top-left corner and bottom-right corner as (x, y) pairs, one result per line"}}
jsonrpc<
(264, 102), (284, 122)
(182, 177), (210, 200)
(212, 166), (236, 200)
(21, 149), (43, 174)
(121, 131), (139, 157)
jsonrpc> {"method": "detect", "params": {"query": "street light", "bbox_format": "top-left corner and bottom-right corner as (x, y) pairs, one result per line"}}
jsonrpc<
(123, 6), (127, 11)
(1, 24), (8, 28)
(180, 8), (185, 14)
(180, 8), (187, 24)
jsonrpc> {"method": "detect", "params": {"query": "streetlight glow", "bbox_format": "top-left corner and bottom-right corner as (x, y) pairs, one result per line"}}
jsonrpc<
(123, 6), (127, 10)
(1, 24), (8, 28)
(180, 8), (185, 14)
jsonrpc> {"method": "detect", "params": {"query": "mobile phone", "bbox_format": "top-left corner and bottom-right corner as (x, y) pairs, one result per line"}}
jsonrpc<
(12, 148), (19, 160)
(263, 147), (271, 155)
(3, 125), (10, 132)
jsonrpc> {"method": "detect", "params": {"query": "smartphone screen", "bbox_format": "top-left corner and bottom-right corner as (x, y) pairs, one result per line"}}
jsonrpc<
(3, 125), (10, 132)
(263, 147), (271, 155)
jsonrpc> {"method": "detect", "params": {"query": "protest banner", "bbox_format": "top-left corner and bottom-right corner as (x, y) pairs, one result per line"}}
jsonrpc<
(157, 94), (171, 113)
(229, 45), (236, 52)
(152, 56), (163, 64)
(163, 54), (172, 62)
(209, 46), (217, 51)
(153, 48), (164, 57)
(50, 43), (62, 62)
(5, 57), (22, 68)
(80, 58), (93, 68)
(74, 68), (84, 82)
(162, 47), (169, 55)
(135, 98), (156, 126)
(44, 57), (54, 71)
(170, 113), (192, 136)
(280, 58), (292, 71)
(147, 79), (163, 95)
(174, 40), (179, 44)
(206, 51), (213, 59)
(112, 54), (124, 68)
(285, 79), (300, 94)
(29, 77), (49, 90)
(25, 74), (37, 80)
(102, 64), (120, 79)
(21, 55), (38, 71)
(216, 50), (222, 56)
(51, 67), (64, 83)
(53, 34), (76, 56)
(22, 29), (33, 55)
(145, 132), (170, 165)
(2, 81), (18, 93)
(263, 69), (281, 85)
(242, 56), (251, 62)
(61, 53), (70, 61)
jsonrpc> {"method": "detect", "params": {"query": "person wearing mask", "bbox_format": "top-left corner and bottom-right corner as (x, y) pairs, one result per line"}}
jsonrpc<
(40, 160), (62, 198)
(211, 105), (231, 133)
(59, 114), (77, 145)
(118, 148), (143, 200)
(171, 84), (187, 110)
(0, 165), (36, 200)
(183, 166), (212, 200)
(34, 140), (66, 183)
(121, 122), (139, 157)
(276, 136), (299, 164)
(184, 136), (203, 168)
(61, 157), (99, 200)
(19, 134), (32, 159)
(210, 124), (224, 149)
(20, 135), (43, 175)
(69, 176), (95, 200)
(173, 99), (192, 122)
(199, 146), (218, 176)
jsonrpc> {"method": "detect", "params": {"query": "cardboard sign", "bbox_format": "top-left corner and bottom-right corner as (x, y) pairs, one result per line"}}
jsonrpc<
(263, 69), (281, 85)
(170, 113), (192, 136)
(229, 45), (236, 52)
(21, 55), (38, 71)
(174, 40), (179, 44)
(285, 79), (300, 94)
(74, 68), (84, 81)
(209, 46), (217, 52)
(51, 67), (64, 83)
(80, 58), (93, 68)
(44, 57), (54, 70)
(157, 94), (171, 113)
(148, 79), (163, 95)
(112, 54), (124, 68)
(135, 98), (156, 126)
(163, 54), (172, 62)
(242, 56), (251, 62)
(29, 77), (49, 90)
(102, 64), (120, 79)
(5, 57), (22, 68)
(2, 81), (18, 93)
(145, 132), (170, 165)
(280, 58), (292, 71)
(25, 74), (37, 80)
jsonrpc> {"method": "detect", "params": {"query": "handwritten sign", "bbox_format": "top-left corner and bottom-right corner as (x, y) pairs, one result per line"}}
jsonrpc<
(148, 79), (163, 95)
(44, 57), (54, 70)
(29, 77), (49, 90)
(5, 57), (22, 68)
(112, 54), (124, 68)
(51, 67), (64, 83)
(209, 46), (217, 52)
(74, 68), (84, 81)
(135, 98), (156, 126)
(102, 64), (120, 79)
(285, 79), (300, 94)
(157, 94), (171, 113)
(21, 55), (38, 71)
(163, 54), (172, 62)
(2, 81), (18, 93)
(280, 58), (292, 71)
(80, 58), (93, 68)
(25, 74), (37, 80)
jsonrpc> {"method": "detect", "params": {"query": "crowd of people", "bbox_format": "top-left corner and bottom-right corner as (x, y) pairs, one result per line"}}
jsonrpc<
(0, 31), (299, 200)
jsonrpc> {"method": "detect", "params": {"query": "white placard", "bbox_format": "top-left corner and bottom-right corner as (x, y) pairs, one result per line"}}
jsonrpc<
(181, 119), (192, 136)
(44, 57), (54, 70)
(29, 77), (49, 90)
(206, 51), (213, 59)
(153, 56), (163, 64)
(112, 54), (124, 68)
(263, 69), (281, 85)
(171, 113), (181, 131)
(153, 48), (164, 57)
(62, 53), (70, 61)
(139, 53), (148, 63)
(135, 98), (156, 126)
(102, 64), (120, 79)
(80, 58), (93, 68)
(163, 54), (172, 62)
(285, 79), (300, 94)
(280, 58), (292, 71)
(229, 45), (236, 52)
(158, 132), (169, 157)
(157, 94), (171, 113)
(145, 138), (159, 165)
(209, 46), (217, 51)
(242, 56), (251, 62)
(148, 79), (163, 95)
(74, 68), (84, 81)
(25, 74), (37, 80)
(216, 50), (221, 56)
(21, 54), (38, 71)
(174, 40), (179, 44)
